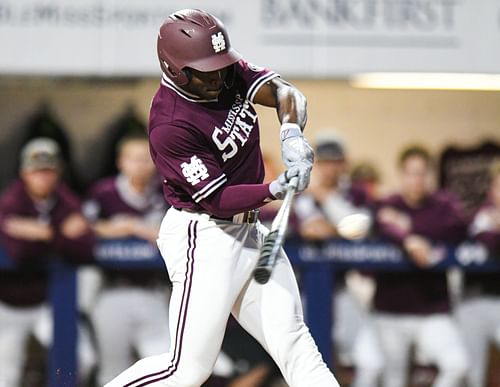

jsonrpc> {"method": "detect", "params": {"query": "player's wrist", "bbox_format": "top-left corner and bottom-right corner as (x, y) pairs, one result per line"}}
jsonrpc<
(269, 180), (283, 200)
(280, 123), (302, 142)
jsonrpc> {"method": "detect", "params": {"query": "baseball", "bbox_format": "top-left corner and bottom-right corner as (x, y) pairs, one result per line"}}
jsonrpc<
(337, 213), (371, 240)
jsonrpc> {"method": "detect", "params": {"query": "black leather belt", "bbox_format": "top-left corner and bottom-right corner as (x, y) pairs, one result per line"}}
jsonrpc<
(174, 207), (259, 224)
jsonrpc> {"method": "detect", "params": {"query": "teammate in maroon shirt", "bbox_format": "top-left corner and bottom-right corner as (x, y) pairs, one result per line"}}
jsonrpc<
(0, 137), (95, 387)
(106, 9), (339, 387)
(457, 160), (500, 387)
(84, 134), (171, 386)
(373, 145), (468, 387)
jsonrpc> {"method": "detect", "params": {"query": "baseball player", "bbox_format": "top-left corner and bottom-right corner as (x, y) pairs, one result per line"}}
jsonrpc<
(457, 160), (500, 387)
(0, 138), (96, 386)
(373, 145), (469, 387)
(105, 8), (339, 387)
(84, 133), (171, 386)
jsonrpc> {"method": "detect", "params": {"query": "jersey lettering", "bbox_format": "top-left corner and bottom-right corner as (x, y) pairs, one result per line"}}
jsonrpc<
(181, 155), (210, 186)
(211, 94), (259, 163)
(212, 128), (239, 162)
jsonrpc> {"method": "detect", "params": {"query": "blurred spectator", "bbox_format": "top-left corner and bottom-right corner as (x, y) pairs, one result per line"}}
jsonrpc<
(84, 107), (146, 186)
(373, 145), (469, 387)
(293, 131), (378, 386)
(294, 131), (372, 240)
(457, 159), (500, 387)
(10, 104), (83, 194)
(0, 137), (95, 387)
(351, 161), (381, 202)
(83, 133), (171, 385)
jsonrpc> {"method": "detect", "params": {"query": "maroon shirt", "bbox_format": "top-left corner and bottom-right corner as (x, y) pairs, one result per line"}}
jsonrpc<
(0, 179), (94, 306)
(148, 60), (279, 218)
(86, 176), (167, 287)
(374, 192), (467, 315)
(466, 202), (500, 296)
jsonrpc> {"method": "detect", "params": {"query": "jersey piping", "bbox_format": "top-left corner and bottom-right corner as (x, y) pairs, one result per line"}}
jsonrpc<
(247, 72), (279, 103)
(191, 174), (227, 203)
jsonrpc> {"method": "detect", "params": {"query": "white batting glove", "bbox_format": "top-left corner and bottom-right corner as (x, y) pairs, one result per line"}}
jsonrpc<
(269, 167), (300, 200)
(280, 123), (314, 191)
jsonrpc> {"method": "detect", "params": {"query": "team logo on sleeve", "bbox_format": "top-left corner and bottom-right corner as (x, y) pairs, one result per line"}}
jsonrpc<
(181, 155), (210, 186)
(211, 32), (226, 53)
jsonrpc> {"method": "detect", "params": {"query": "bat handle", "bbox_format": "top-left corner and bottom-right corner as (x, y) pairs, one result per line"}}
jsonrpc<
(288, 176), (299, 191)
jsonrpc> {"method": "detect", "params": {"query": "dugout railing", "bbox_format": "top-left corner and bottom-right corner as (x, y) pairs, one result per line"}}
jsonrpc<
(0, 238), (499, 387)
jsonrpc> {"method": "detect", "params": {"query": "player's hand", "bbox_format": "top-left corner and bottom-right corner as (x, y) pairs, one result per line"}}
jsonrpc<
(269, 167), (300, 200)
(280, 123), (314, 191)
(61, 213), (90, 239)
(3, 216), (54, 241)
(377, 206), (411, 234)
(403, 234), (432, 268)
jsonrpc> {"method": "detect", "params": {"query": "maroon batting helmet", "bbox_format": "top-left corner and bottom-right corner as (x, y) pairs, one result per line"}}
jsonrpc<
(157, 9), (242, 86)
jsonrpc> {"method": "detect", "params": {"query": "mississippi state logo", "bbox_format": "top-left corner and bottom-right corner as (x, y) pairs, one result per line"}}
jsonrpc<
(211, 32), (226, 53)
(181, 155), (210, 186)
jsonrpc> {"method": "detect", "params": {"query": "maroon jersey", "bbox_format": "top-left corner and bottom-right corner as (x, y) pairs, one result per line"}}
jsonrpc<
(148, 60), (278, 214)
(0, 179), (94, 306)
(466, 202), (500, 296)
(85, 175), (168, 287)
(374, 192), (467, 315)
(85, 175), (166, 223)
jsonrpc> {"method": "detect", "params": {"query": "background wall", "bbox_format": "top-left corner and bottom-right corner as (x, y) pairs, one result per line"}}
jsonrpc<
(0, 77), (498, 193)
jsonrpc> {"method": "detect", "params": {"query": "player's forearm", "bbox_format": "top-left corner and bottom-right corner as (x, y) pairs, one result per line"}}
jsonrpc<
(376, 222), (409, 245)
(132, 224), (161, 243)
(254, 78), (307, 129)
(92, 221), (132, 238)
(276, 81), (307, 129)
(200, 184), (273, 218)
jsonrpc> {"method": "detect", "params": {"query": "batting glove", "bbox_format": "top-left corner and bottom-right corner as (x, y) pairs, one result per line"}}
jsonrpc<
(280, 123), (314, 191)
(269, 167), (300, 200)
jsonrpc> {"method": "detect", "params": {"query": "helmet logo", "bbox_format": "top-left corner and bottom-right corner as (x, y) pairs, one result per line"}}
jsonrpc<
(211, 32), (226, 53)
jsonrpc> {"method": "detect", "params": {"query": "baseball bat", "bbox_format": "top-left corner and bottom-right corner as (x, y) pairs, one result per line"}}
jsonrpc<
(253, 176), (298, 284)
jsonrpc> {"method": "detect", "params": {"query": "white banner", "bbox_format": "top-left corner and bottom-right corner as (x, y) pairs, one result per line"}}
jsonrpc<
(1, 0), (499, 77)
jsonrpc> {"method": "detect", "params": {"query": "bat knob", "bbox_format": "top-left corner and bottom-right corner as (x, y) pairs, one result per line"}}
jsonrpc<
(253, 267), (271, 284)
(253, 230), (279, 284)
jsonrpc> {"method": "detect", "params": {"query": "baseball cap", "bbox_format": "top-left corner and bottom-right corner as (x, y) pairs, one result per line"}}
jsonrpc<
(314, 132), (346, 161)
(20, 137), (61, 171)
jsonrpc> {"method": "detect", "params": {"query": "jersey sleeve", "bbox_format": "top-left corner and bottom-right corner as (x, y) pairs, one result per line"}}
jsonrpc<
(149, 124), (227, 204)
(235, 60), (280, 103)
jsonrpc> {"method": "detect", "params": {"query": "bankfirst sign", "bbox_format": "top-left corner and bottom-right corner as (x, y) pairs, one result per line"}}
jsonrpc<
(0, 0), (499, 77)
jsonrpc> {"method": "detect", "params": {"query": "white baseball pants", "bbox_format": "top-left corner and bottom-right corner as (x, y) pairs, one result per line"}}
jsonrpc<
(374, 313), (468, 387)
(0, 302), (95, 387)
(93, 287), (171, 386)
(105, 207), (339, 387)
(456, 297), (500, 387)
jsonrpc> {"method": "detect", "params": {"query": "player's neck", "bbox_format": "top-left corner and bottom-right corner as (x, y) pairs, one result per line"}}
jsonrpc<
(128, 177), (148, 194)
(401, 192), (427, 208)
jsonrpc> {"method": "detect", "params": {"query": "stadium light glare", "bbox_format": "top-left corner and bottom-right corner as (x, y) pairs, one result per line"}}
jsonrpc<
(350, 73), (500, 91)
